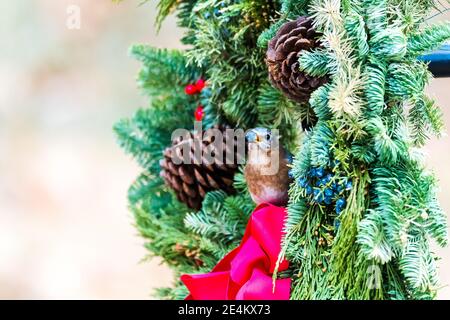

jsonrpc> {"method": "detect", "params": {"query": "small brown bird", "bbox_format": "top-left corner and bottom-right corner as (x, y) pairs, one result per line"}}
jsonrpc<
(244, 128), (292, 206)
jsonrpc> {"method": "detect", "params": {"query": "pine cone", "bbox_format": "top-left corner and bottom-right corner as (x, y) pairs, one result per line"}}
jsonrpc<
(266, 16), (328, 104)
(160, 125), (239, 210)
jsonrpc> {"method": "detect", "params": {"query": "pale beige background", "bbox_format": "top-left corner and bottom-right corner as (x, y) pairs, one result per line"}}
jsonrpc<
(0, 1), (449, 299)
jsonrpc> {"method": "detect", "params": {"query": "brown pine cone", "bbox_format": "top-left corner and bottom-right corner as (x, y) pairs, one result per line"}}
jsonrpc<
(160, 125), (240, 210)
(266, 16), (328, 104)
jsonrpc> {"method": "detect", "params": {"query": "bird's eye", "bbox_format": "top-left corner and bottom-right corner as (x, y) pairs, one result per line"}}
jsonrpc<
(266, 133), (271, 140)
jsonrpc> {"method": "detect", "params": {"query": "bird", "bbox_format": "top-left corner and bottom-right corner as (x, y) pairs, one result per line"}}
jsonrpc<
(244, 128), (292, 207)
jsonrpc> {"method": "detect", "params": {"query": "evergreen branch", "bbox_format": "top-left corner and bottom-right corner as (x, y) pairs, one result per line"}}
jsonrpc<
(258, 20), (286, 49)
(344, 9), (369, 59)
(386, 62), (431, 101)
(409, 95), (445, 146)
(114, 112), (163, 171)
(130, 45), (202, 95)
(367, 118), (400, 165)
(256, 82), (305, 145)
(155, 284), (190, 300)
(350, 142), (376, 164)
(369, 28), (407, 61)
(184, 190), (251, 245)
(358, 210), (394, 264)
(407, 22), (450, 56)
(299, 49), (336, 77)
(309, 83), (332, 120)
(363, 0), (388, 36)
(154, 0), (179, 30)
(328, 67), (364, 117)
(310, 121), (334, 167)
(281, 0), (311, 17)
(399, 237), (438, 293)
(114, 107), (192, 172)
(364, 62), (387, 117)
(128, 172), (170, 212)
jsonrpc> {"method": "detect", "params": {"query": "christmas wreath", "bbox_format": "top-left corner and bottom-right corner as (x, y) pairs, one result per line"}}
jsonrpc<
(115, 0), (450, 300)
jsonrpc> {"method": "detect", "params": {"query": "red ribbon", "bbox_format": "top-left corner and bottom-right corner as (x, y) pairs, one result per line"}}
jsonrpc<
(181, 203), (290, 300)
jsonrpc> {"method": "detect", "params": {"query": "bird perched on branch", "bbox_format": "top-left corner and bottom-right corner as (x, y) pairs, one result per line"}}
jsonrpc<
(244, 128), (292, 206)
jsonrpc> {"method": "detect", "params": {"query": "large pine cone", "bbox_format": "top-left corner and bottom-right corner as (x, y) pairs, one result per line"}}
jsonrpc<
(266, 16), (327, 104)
(160, 125), (240, 210)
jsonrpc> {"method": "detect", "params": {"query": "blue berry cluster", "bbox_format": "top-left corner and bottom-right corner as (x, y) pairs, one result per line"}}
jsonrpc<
(291, 165), (352, 215)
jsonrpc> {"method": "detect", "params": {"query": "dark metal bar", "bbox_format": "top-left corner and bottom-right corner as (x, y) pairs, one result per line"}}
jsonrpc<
(419, 45), (450, 78)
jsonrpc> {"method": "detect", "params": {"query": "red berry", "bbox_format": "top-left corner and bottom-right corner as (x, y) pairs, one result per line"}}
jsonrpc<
(195, 106), (204, 121)
(185, 84), (197, 95)
(195, 79), (206, 92)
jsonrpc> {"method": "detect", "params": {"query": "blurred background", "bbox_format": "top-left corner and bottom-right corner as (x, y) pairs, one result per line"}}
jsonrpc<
(0, 1), (449, 299)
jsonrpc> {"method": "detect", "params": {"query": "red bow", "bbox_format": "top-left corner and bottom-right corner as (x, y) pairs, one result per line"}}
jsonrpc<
(181, 203), (290, 300)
